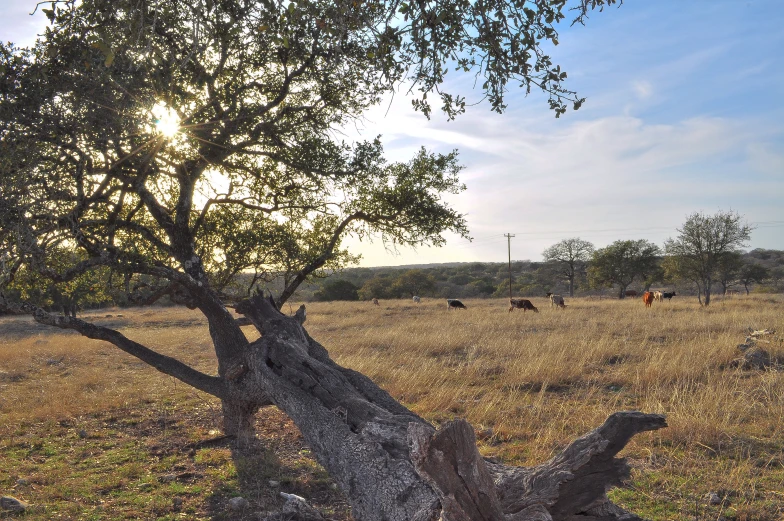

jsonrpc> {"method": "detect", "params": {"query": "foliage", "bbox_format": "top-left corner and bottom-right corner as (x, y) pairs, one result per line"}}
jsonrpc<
(542, 237), (594, 297)
(588, 240), (661, 298)
(358, 274), (396, 300)
(739, 263), (769, 295)
(390, 269), (437, 297)
(7, 247), (114, 316)
(664, 210), (753, 306)
(313, 279), (360, 301)
(714, 251), (745, 295)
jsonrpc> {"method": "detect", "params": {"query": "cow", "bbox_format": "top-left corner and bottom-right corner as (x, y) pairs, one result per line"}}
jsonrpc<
(372, 298), (379, 306)
(625, 290), (638, 298)
(642, 291), (654, 307)
(546, 292), (566, 309)
(653, 291), (663, 302)
(413, 296), (421, 304)
(447, 299), (467, 310)
(509, 298), (538, 313)
(661, 291), (676, 300)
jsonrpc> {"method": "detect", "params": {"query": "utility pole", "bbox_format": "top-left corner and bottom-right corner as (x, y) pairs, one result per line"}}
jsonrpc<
(505, 233), (515, 300)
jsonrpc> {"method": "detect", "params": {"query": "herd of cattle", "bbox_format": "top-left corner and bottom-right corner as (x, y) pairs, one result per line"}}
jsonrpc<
(373, 291), (677, 310)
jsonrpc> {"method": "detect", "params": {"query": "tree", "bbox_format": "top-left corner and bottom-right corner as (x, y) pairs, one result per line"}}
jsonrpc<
(358, 274), (395, 301)
(715, 251), (745, 296)
(738, 262), (769, 295)
(313, 279), (360, 301)
(391, 269), (437, 297)
(542, 237), (594, 297)
(664, 211), (753, 306)
(1, 0), (663, 519)
(588, 240), (661, 298)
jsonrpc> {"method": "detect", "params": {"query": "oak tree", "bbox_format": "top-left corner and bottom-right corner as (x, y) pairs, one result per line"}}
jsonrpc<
(588, 240), (661, 299)
(0, 0), (667, 519)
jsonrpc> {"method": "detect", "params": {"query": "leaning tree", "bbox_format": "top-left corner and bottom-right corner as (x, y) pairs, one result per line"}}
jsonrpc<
(1, 0), (668, 519)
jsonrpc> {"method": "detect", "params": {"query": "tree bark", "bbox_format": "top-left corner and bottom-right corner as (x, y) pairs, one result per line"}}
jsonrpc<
(234, 294), (667, 521)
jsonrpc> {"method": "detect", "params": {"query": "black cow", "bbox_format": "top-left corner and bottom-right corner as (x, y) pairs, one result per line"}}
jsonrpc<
(662, 291), (677, 300)
(447, 299), (467, 310)
(509, 298), (539, 313)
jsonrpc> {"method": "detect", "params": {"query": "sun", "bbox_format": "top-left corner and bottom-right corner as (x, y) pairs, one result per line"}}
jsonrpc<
(151, 102), (180, 138)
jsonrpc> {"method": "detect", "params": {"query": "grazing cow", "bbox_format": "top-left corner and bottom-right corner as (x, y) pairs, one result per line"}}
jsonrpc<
(413, 296), (421, 304)
(447, 299), (467, 310)
(642, 291), (654, 307)
(653, 291), (663, 302)
(509, 298), (539, 313)
(661, 291), (676, 300)
(625, 290), (638, 298)
(372, 298), (379, 306)
(546, 293), (566, 309)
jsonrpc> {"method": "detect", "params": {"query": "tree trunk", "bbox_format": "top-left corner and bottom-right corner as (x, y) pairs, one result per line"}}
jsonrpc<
(221, 397), (263, 444)
(233, 294), (667, 521)
(704, 277), (712, 306)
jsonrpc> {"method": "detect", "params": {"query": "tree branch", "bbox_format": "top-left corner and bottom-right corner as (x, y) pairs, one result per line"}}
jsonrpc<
(0, 296), (227, 399)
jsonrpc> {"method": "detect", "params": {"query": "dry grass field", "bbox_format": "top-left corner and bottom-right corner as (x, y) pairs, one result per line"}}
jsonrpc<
(1, 294), (783, 520)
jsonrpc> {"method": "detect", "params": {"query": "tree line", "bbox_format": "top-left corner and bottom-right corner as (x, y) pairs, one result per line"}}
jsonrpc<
(311, 211), (781, 306)
(3, 210), (779, 313)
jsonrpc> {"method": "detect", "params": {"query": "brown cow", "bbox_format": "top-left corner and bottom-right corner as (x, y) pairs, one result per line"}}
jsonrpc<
(509, 298), (539, 313)
(642, 291), (654, 308)
(625, 290), (638, 298)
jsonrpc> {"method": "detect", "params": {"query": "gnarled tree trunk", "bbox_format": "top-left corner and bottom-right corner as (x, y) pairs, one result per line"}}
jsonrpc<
(232, 294), (667, 521)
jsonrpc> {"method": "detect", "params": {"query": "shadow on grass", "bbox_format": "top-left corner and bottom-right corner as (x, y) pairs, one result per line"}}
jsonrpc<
(203, 408), (352, 521)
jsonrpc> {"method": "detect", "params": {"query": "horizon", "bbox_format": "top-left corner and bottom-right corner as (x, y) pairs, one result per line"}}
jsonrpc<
(2, 0), (782, 267)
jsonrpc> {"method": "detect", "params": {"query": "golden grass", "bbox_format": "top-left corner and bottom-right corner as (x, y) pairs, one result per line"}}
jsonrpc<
(1, 295), (783, 519)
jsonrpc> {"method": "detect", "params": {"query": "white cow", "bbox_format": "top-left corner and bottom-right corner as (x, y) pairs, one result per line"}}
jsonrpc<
(413, 296), (421, 304)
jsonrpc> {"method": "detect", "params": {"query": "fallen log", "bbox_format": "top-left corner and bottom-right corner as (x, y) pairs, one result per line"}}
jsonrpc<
(234, 294), (667, 521)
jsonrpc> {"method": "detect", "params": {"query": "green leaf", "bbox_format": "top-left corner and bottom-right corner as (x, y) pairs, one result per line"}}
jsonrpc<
(90, 41), (115, 67)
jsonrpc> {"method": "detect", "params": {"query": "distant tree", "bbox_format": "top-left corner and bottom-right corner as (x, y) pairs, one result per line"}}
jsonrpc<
(313, 280), (360, 302)
(664, 211), (753, 306)
(640, 263), (666, 292)
(588, 240), (661, 299)
(715, 251), (745, 296)
(391, 269), (437, 297)
(770, 266), (784, 291)
(739, 263), (769, 295)
(468, 278), (495, 296)
(358, 275), (395, 301)
(542, 238), (594, 296)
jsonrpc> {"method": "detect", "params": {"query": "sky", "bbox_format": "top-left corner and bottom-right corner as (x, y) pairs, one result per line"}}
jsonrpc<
(2, 0), (783, 267)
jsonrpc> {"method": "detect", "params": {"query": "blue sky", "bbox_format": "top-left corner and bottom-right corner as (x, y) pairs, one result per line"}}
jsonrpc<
(3, 0), (782, 266)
